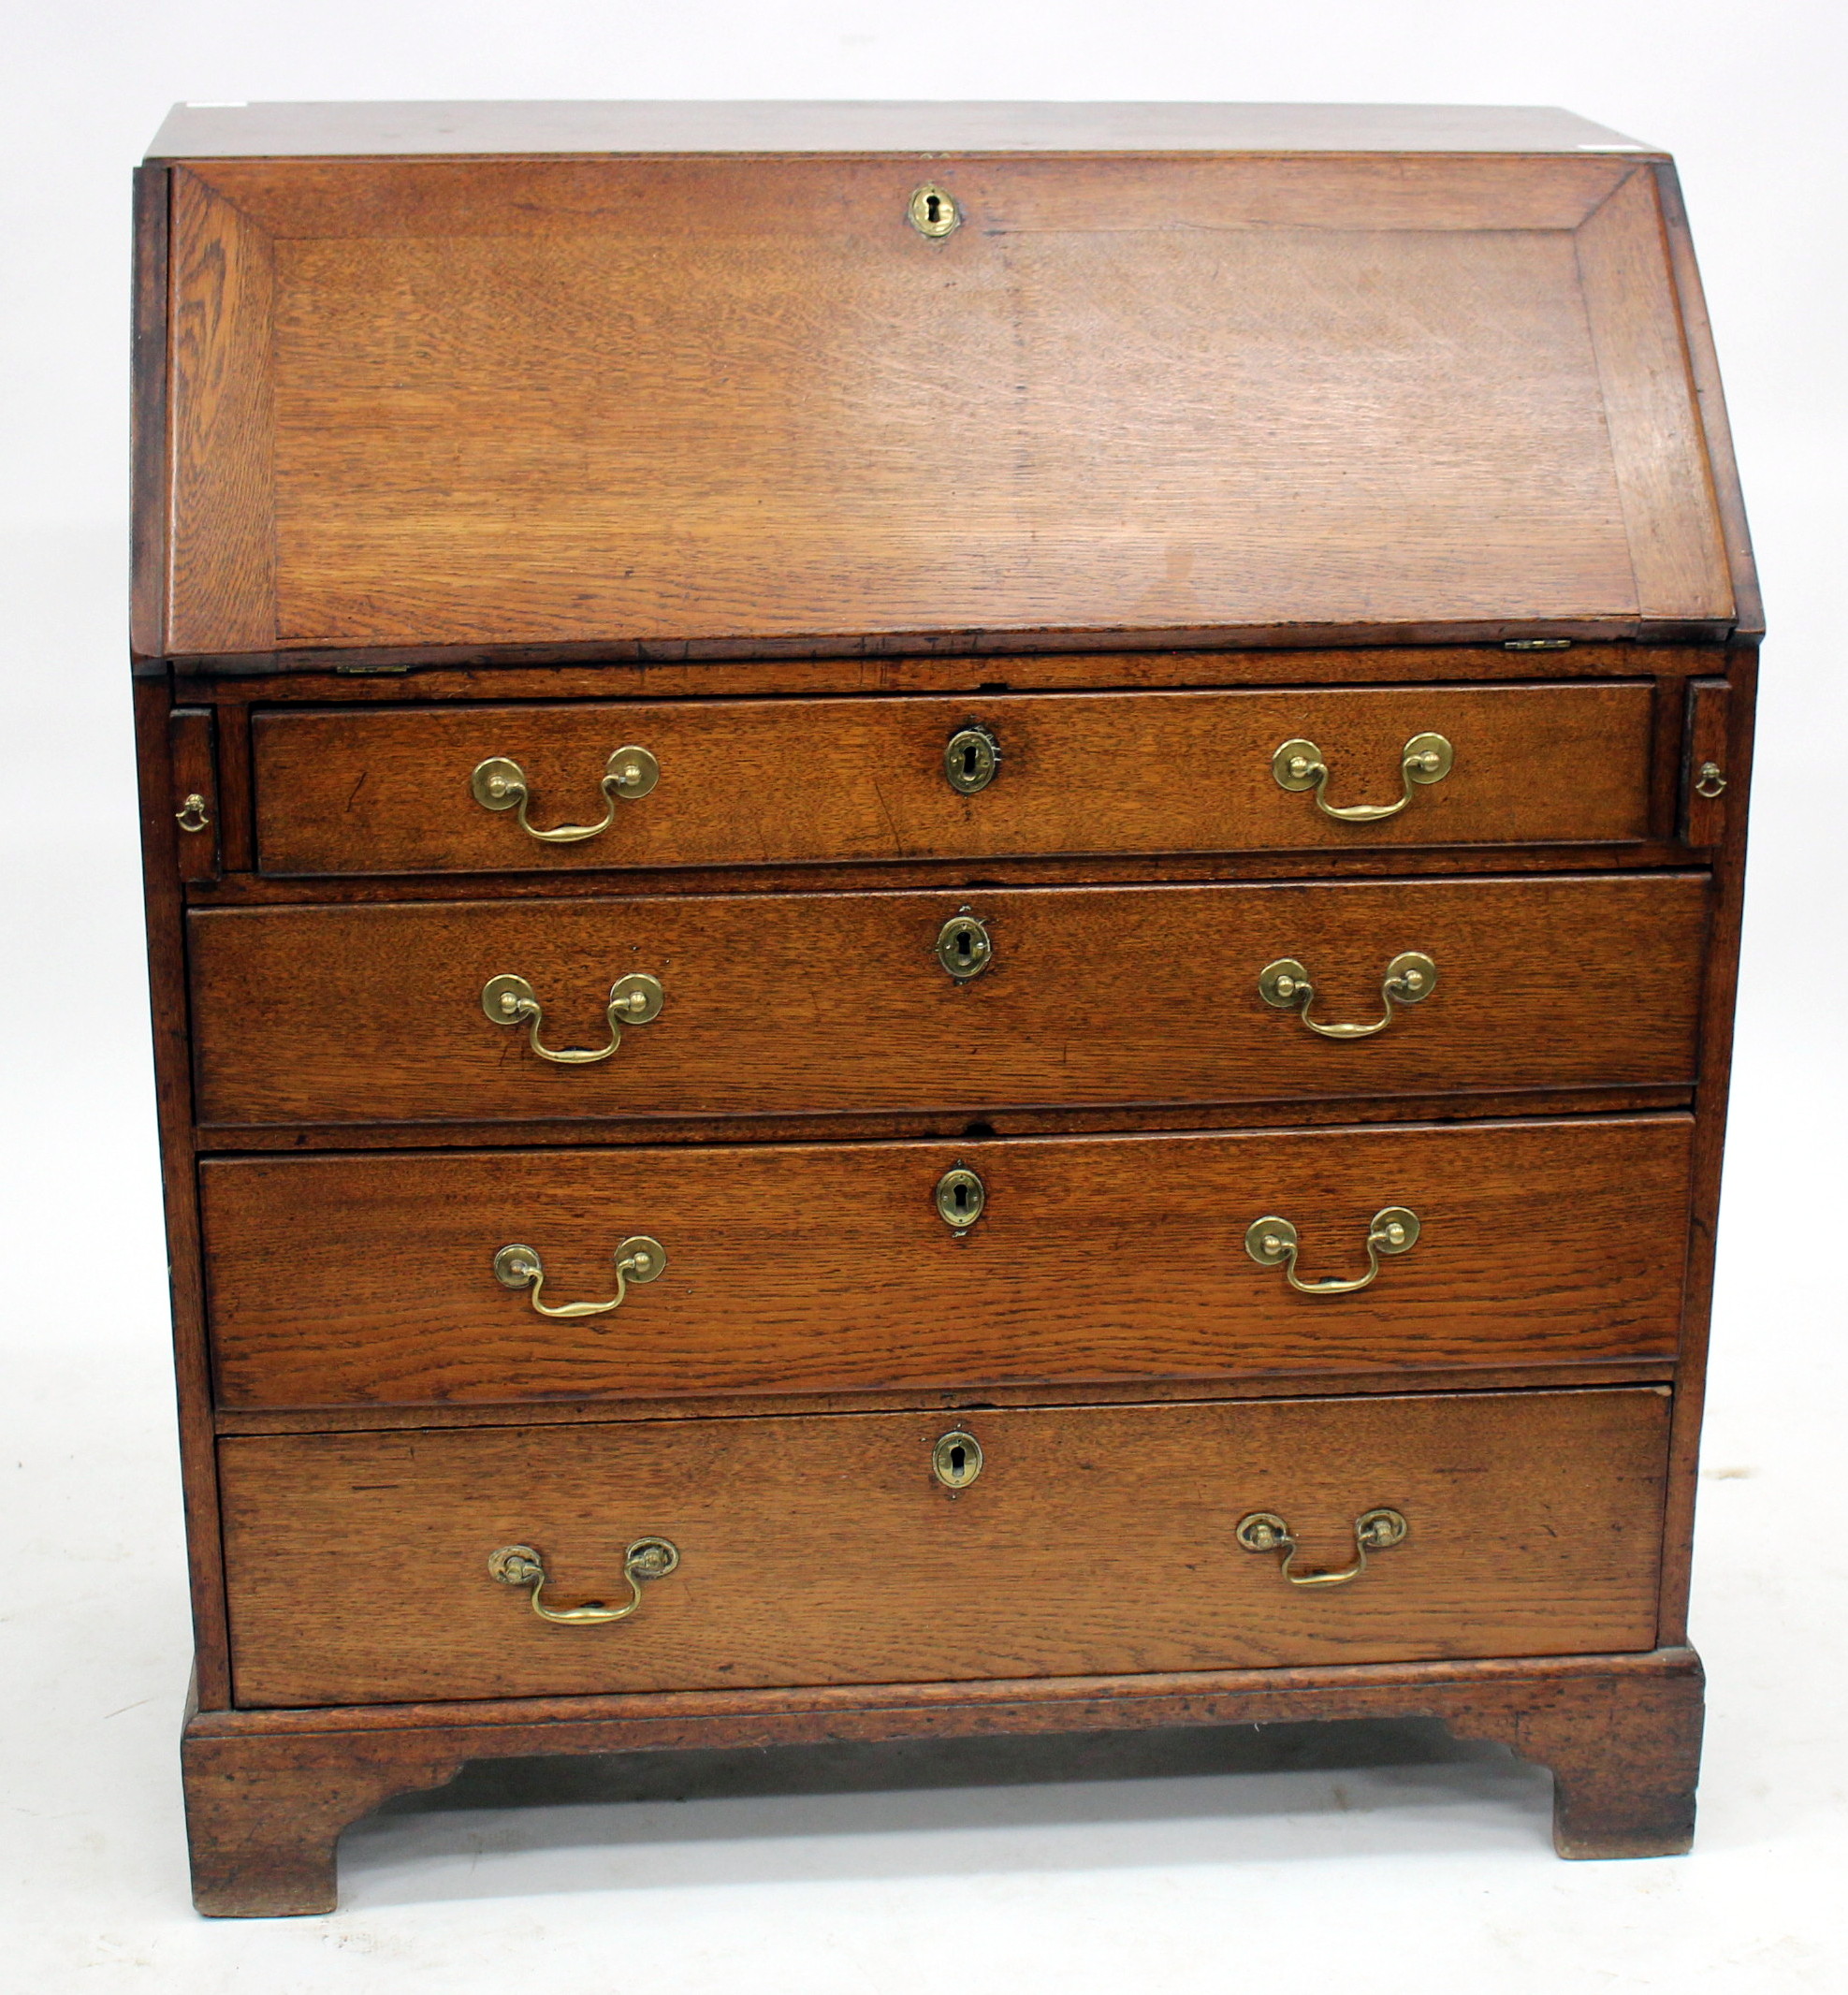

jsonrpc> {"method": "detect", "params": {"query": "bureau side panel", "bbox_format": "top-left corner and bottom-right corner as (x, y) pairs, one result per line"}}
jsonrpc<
(1657, 640), (1757, 1643)
(134, 676), (232, 1705)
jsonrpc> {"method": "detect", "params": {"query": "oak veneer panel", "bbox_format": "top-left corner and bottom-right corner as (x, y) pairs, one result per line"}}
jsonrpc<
(252, 683), (1657, 877)
(1574, 169), (1731, 626)
(188, 873), (1708, 1129)
(218, 1388), (1671, 1705)
(167, 169), (275, 655)
(200, 1115), (1693, 1407)
(160, 153), (1731, 661)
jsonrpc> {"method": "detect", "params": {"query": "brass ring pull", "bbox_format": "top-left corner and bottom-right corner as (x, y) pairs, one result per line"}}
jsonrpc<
(488, 1537), (679, 1624)
(1271, 733), (1453, 823)
(1258, 951), (1437, 1040)
(1235, 1507), (1408, 1587)
(493, 1235), (667, 1322)
(482, 971), (663, 1066)
(471, 746), (660, 844)
(1244, 1206), (1420, 1295)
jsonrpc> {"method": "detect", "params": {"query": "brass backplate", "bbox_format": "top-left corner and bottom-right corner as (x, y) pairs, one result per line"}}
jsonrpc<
(470, 756), (527, 810)
(1403, 732), (1455, 783)
(1257, 957), (1312, 1010)
(932, 1429), (984, 1490)
(610, 972), (665, 1024)
(1270, 738), (1325, 793)
(605, 746), (661, 798)
(617, 1235), (668, 1283)
(482, 972), (538, 1024)
(1370, 1207), (1420, 1255)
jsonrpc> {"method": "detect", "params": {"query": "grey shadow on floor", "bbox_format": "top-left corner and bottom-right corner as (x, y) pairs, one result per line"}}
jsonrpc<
(338, 1718), (1554, 1907)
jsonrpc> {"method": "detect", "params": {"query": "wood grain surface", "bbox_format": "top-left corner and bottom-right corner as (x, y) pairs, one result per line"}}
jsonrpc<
(199, 1115), (1693, 1407)
(188, 873), (1709, 1129)
(217, 1387), (1671, 1705)
(158, 153), (1733, 662)
(252, 683), (1658, 876)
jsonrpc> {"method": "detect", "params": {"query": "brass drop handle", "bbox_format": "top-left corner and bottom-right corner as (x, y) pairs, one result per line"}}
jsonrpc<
(482, 971), (663, 1066)
(1259, 951), (1437, 1040)
(175, 793), (211, 833)
(488, 1537), (679, 1624)
(471, 746), (660, 844)
(493, 1236), (667, 1322)
(1236, 1507), (1408, 1587)
(1271, 733), (1454, 823)
(1244, 1206), (1420, 1296)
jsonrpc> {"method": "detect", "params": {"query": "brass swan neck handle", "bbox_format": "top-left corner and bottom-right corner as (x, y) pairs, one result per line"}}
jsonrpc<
(1271, 733), (1453, 823)
(482, 972), (663, 1066)
(1244, 1207), (1420, 1296)
(1236, 1507), (1408, 1587)
(1259, 952), (1437, 1040)
(488, 1537), (679, 1624)
(493, 1236), (667, 1322)
(471, 746), (660, 844)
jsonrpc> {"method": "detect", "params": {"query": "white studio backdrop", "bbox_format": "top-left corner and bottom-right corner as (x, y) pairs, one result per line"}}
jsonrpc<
(2, 4), (1844, 1990)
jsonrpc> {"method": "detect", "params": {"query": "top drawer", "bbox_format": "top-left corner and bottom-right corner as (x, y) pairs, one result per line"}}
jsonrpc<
(253, 683), (1655, 877)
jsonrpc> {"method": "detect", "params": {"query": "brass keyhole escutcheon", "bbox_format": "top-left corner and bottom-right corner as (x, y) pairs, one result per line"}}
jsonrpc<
(935, 1165), (986, 1231)
(944, 723), (1001, 794)
(908, 183), (961, 239)
(936, 910), (994, 982)
(932, 1429), (984, 1490)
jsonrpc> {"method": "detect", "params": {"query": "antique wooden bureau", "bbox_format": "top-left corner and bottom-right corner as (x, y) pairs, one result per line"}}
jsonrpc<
(130, 101), (1756, 1915)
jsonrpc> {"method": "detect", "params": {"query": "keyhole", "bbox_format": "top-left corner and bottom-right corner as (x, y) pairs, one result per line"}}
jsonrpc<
(934, 1165), (986, 1228)
(932, 1427), (983, 1489)
(957, 930), (972, 965)
(909, 183), (961, 239)
(962, 742), (978, 778)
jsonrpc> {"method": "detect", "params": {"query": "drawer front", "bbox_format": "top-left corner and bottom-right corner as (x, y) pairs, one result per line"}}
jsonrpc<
(252, 684), (1655, 877)
(201, 1116), (1692, 1408)
(219, 1388), (1671, 1706)
(188, 873), (1707, 1128)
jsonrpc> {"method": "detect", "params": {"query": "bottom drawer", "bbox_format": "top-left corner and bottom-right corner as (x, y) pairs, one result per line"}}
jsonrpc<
(220, 1388), (1670, 1708)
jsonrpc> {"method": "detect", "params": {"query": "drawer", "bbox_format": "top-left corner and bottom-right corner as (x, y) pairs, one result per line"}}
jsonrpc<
(188, 872), (1708, 1128)
(219, 1387), (1671, 1706)
(251, 683), (1656, 877)
(200, 1115), (1692, 1408)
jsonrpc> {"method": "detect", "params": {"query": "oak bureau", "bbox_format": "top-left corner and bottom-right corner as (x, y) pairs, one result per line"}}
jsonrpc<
(130, 101), (1756, 1915)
